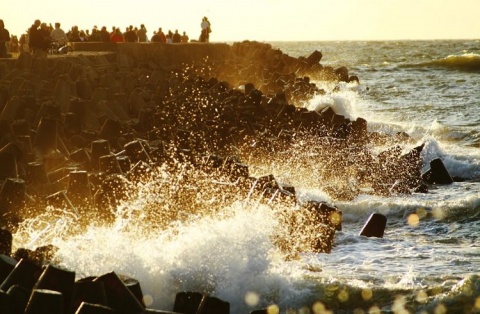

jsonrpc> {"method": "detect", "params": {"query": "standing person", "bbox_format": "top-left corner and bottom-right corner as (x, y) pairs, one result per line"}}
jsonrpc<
(110, 28), (124, 43)
(19, 32), (28, 53)
(0, 20), (11, 58)
(100, 26), (111, 42)
(158, 28), (167, 43)
(137, 24), (148, 42)
(150, 31), (160, 42)
(89, 26), (102, 42)
(200, 16), (211, 42)
(180, 31), (189, 43)
(124, 25), (138, 42)
(68, 26), (81, 42)
(29, 20), (49, 57)
(166, 30), (173, 44)
(172, 29), (181, 43)
(9, 35), (19, 55)
(50, 22), (68, 46)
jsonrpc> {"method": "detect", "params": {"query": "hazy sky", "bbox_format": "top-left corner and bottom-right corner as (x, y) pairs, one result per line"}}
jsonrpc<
(2, 0), (480, 42)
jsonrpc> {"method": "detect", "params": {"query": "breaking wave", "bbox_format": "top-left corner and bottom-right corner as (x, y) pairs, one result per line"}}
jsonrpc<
(405, 53), (480, 72)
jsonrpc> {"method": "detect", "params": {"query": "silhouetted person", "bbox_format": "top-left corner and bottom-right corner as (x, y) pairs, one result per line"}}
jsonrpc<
(100, 26), (111, 42)
(9, 35), (18, 54)
(166, 30), (173, 43)
(157, 28), (166, 43)
(138, 24), (148, 42)
(110, 28), (124, 43)
(125, 25), (138, 42)
(29, 20), (50, 57)
(172, 29), (181, 43)
(181, 31), (189, 43)
(151, 31), (160, 42)
(50, 22), (68, 46)
(79, 30), (88, 42)
(68, 25), (81, 42)
(89, 26), (102, 42)
(19, 33), (27, 52)
(0, 20), (10, 58)
(200, 16), (211, 42)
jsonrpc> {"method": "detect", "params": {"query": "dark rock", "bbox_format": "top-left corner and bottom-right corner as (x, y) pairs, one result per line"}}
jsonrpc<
(421, 158), (454, 185)
(359, 213), (387, 238)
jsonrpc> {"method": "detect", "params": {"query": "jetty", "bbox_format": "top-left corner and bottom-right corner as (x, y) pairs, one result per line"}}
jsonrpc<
(0, 41), (435, 313)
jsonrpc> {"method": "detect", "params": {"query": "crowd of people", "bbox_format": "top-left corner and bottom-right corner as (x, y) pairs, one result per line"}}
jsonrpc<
(0, 16), (212, 58)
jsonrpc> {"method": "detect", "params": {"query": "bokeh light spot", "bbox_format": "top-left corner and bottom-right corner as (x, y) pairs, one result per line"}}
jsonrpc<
(475, 296), (480, 310)
(407, 213), (419, 227)
(338, 289), (349, 302)
(330, 211), (342, 225)
(392, 295), (408, 314)
(312, 301), (325, 312)
(266, 304), (280, 314)
(368, 305), (381, 313)
(432, 207), (445, 220)
(245, 291), (260, 307)
(416, 290), (428, 303)
(312, 301), (332, 314)
(143, 294), (153, 307)
(361, 288), (373, 301)
(434, 303), (447, 314)
(416, 207), (427, 219)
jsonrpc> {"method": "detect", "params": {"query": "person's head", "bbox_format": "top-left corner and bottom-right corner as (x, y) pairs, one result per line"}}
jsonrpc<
(0, 20), (4, 29)
(40, 23), (47, 30)
(34, 19), (41, 28)
(55, 22), (61, 29)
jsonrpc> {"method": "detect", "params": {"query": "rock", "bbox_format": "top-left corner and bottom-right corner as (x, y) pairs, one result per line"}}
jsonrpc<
(93, 272), (145, 314)
(33, 265), (75, 314)
(24, 289), (64, 314)
(173, 292), (229, 314)
(421, 158), (454, 185)
(359, 213), (387, 238)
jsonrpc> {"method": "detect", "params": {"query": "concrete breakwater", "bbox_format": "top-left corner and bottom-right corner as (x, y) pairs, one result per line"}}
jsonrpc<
(0, 41), (428, 313)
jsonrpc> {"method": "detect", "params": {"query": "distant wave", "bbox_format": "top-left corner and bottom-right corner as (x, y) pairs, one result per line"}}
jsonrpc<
(404, 53), (480, 72)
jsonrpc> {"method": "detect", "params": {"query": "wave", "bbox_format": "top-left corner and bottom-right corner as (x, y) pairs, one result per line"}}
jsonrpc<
(405, 53), (480, 72)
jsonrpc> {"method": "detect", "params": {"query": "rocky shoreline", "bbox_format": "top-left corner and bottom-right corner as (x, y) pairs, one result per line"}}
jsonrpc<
(0, 41), (449, 313)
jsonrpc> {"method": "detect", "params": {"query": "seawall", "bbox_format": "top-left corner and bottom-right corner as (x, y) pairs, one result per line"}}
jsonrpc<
(72, 42), (231, 67)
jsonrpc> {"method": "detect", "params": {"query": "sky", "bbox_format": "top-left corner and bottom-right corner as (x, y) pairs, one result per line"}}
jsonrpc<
(2, 0), (480, 42)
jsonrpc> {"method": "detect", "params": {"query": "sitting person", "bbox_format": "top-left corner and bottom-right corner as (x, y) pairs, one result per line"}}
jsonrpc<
(50, 22), (68, 46)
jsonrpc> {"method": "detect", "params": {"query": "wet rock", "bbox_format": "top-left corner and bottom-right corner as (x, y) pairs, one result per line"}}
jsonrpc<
(421, 157), (454, 185)
(359, 213), (387, 238)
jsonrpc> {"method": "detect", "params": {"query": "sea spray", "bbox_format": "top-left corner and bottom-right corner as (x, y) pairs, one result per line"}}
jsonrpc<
(12, 160), (337, 313)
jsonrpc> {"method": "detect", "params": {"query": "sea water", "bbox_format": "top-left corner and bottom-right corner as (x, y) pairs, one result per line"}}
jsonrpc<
(12, 40), (480, 313)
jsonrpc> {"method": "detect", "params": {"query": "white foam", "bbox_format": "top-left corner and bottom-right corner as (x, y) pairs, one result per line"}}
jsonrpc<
(307, 82), (361, 121)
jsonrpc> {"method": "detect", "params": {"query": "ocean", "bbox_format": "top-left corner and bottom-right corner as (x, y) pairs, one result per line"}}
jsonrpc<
(12, 40), (480, 313)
